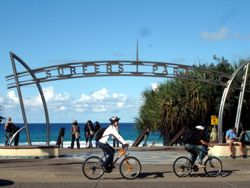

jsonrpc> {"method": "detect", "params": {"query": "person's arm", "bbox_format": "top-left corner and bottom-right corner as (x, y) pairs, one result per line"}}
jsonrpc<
(4, 123), (8, 130)
(200, 139), (211, 146)
(111, 127), (126, 145)
(225, 130), (230, 140)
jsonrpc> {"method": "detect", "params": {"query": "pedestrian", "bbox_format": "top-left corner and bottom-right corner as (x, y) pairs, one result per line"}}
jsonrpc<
(4, 117), (15, 146)
(209, 127), (218, 143)
(70, 120), (80, 149)
(94, 121), (101, 147)
(84, 120), (94, 148)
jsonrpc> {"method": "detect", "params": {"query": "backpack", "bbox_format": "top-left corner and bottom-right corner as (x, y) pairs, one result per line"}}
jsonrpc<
(181, 128), (193, 144)
(94, 128), (107, 141)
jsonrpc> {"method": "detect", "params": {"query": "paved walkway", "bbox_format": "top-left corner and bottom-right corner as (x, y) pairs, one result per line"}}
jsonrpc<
(0, 147), (250, 187)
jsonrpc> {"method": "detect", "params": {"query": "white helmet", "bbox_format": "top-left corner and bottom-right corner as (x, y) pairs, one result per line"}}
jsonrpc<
(109, 116), (120, 123)
(195, 125), (205, 130)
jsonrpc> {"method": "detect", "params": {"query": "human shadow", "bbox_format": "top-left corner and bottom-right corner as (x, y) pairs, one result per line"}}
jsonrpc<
(137, 171), (167, 178)
(189, 169), (236, 177)
(0, 179), (14, 186)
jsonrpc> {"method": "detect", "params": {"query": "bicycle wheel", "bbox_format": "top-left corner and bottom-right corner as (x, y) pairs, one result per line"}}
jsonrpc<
(82, 156), (104, 179)
(173, 156), (192, 177)
(204, 156), (222, 177)
(119, 156), (141, 179)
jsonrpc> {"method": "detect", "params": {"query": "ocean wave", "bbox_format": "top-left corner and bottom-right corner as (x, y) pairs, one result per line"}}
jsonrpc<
(0, 140), (163, 148)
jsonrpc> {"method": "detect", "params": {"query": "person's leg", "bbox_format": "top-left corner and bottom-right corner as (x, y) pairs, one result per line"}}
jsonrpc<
(99, 143), (115, 168)
(116, 140), (119, 147)
(76, 137), (80, 149)
(71, 135), (75, 149)
(89, 137), (93, 148)
(236, 141), (245, 157)
(5, 133), (10, 146)
(85, 137), (89, 148)
(185, 144), (198, 165)
(196, 145), (207, 164)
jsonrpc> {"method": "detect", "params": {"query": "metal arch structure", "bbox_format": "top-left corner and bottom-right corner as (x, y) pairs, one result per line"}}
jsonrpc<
(5, 51), (249, 145)
(218, 62), (249, 143)
(8, 52), (50, 146)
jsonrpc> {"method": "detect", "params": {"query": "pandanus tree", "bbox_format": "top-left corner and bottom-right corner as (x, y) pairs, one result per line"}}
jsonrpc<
(135, 57), (250, 145)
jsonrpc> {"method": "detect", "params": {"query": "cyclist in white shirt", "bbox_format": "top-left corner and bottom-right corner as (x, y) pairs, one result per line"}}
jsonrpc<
(98, 116), (128, 170)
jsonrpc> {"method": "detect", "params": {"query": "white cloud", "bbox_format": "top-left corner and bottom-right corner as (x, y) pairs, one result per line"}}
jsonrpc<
(91, 88), (109, 100)
(151, 82), (159, 91)
(7, 91), (19, 103)
(0, 86), (138, 122)
(75, 88), (135, 113)
(201, 27), (229, 41)
(201, 27), (250, 41)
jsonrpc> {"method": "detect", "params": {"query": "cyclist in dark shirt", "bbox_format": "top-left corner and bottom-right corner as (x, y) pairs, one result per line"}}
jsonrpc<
(185, 125), (211, 168)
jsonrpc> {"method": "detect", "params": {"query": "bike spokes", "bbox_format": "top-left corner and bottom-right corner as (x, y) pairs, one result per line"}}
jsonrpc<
(120, 156), (141, 179)
(173, 156), (192, 177)
(204, 157), (222, 177)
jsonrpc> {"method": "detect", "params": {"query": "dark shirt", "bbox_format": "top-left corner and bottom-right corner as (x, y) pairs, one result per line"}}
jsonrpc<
(188, 130), (206, 145)
(5, 122), (15, 133)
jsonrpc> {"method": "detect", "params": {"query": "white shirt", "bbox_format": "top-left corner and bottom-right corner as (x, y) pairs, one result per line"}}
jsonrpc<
(99, 125), (126, 145)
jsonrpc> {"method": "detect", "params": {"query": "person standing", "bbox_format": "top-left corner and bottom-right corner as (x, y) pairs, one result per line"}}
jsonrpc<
(84, 120), (94, 148)
(209, 127), (218, 143)
(94, 121), (101, 147)
(70, 120), (80, 149)
(4, 117), (15, 146)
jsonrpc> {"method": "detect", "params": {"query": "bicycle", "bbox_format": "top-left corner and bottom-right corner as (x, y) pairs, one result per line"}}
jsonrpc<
(173, 147), (223, 177)
(82, 146), (141, 180)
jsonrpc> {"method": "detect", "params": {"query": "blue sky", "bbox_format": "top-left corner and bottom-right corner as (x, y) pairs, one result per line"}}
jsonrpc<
(0, 0), (250, 123)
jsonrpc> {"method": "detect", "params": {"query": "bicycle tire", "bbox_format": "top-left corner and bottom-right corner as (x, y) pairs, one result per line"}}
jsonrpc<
(173, 156), (192, 177)
(204, 156), (222, 177)
(82, 156), (104, 179)
(119, 156), (141, 179)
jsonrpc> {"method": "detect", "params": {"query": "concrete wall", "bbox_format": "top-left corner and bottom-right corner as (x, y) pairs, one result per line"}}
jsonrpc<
(0, 146), (60, 159)
(208, 145), (250, 157)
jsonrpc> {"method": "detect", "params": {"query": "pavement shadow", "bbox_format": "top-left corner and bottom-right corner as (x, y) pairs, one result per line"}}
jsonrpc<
(0, 179), (14, 186)
(220, 170), (237, 177)
(138, 171), (170, 179)
(48, 162), (83, 166)
(189, 170), (236, 177)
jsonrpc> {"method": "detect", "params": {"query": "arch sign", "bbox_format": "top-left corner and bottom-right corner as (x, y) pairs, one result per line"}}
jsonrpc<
(5, 52), (248, 145)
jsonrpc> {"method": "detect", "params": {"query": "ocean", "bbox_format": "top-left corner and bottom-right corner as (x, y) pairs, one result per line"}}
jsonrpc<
(0, 123), (163, 147)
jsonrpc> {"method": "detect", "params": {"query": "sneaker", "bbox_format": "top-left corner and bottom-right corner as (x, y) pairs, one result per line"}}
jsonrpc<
(240, 155), (247, 159)
(230, 155), (236, 159)
(197, 164), (205, 168)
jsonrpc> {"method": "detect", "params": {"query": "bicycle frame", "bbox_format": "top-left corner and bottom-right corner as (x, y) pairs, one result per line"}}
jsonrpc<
(102, 147), (128, 165)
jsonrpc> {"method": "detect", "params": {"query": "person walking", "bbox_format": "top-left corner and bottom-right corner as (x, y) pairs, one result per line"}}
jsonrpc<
(70, 120), (80, 149)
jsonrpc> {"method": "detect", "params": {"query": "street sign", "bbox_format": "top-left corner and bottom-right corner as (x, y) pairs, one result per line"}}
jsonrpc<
(211, 115), (218, 125)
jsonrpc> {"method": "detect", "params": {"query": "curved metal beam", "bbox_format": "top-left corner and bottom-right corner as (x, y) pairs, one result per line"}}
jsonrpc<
(9, 52), (50, 146)
(9, 126), (26, 146)
(218, 61), (249, 143)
